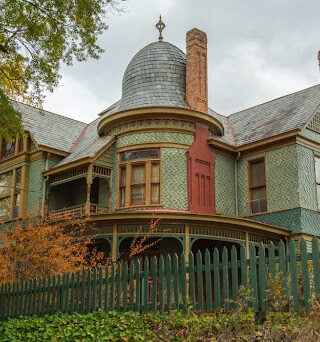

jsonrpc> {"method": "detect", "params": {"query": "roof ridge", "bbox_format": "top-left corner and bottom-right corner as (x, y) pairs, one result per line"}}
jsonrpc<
(227, 117), (237, 147)
(13, 99), (87, 125)
(228, 83), (320, 118)
(69, 124), (89, 153)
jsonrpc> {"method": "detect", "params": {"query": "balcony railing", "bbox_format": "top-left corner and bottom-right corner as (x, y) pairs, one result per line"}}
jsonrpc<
(47, 204), (109, 222)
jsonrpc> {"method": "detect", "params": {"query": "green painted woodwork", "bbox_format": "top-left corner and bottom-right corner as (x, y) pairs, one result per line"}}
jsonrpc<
(48, 178), (86, 210)
(214, 152), (236, 216)
(116, 132), (194, 149)
(27, 158), (46, 214)
(95, 144), (115, 167)
(301, 128), (320, 144)
(266, 145), (299, 211)
(98, 178), (109, 208)
(249, 207), (320, 235)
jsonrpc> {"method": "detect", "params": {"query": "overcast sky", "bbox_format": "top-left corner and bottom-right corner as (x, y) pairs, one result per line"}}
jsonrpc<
(43, 0), (320, 123)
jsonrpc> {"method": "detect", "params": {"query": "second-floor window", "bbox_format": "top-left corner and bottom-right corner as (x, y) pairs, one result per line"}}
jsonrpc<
(119, 148), (160, 207)
(1, 139), (16, 159)
(315, 156), (320, 210)
(248, 158), (267, 214)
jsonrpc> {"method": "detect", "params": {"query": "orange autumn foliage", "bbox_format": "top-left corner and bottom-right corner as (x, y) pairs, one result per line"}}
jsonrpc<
(0, 215), (104, 284)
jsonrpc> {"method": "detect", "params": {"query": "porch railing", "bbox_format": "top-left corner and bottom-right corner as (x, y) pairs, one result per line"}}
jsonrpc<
(47, 204), (109, 222)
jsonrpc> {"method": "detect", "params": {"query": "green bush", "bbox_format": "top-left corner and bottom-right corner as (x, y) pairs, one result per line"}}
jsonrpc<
(0, 309), (319, 341)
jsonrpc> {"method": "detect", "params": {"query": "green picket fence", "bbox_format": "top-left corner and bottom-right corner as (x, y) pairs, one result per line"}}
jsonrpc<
(0, 238), (320, 320)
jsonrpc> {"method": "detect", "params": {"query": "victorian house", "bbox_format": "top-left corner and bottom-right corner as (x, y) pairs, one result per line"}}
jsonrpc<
(1, 23), (320, 259)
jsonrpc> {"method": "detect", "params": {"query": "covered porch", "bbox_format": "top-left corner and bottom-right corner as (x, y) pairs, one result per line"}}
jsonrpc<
(46, 164), (111, 221)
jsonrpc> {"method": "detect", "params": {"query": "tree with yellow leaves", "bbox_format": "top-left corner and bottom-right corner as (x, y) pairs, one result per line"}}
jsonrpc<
(0, 0), (125, 140)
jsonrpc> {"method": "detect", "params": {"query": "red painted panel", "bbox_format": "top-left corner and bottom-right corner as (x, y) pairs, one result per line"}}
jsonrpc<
(187, 123), (215, 214)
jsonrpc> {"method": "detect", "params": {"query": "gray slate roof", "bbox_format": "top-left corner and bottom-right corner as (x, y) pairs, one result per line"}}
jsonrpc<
(13, 102), (86, 153)
(229, 84), (320, 146)
(55, 116), (113, 167)
(118, 41), (187, 111)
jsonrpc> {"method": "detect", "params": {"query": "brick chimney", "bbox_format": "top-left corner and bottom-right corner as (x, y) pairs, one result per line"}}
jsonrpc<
(186, 28), (208, 113)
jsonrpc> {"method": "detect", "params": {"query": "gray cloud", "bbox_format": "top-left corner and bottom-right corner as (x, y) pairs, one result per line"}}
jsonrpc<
(43, 0), (320, 123)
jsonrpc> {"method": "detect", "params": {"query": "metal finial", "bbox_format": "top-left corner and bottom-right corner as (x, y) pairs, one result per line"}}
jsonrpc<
(156, 15), (166, 42)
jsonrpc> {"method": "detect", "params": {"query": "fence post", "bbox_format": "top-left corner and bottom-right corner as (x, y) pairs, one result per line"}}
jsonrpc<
(268, 241), (276, 279)
(312, 237), (320, 297)
(189, 252), (195, 310)
(257, 243), (267, 321)
(123, 263), (128, 312)
(180, 253), (187, 313)
(300, 238), (310, 311)
(222, 247), (229, 311)
(165, 254), (172, 313)
(278, 240), (288, 301)
(196, 250), (204, 312)
(249, 244), (258, 312)
(288, 240), (299, 310)
(159, 255), (165, 313)
(231, 246), (238, 309)
(213, 248), (220, 310)
(151, 256), (157, 313)
(240, 244), (247, 287)
(136, 259), (141, 312)
(204, 249), (212, 312)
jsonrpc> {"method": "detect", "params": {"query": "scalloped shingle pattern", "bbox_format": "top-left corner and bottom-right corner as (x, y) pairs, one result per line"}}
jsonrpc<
(118, 41), (187, 111)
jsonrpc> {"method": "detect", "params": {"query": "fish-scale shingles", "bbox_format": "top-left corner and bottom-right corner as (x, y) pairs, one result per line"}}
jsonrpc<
(119, 41), (187, 111)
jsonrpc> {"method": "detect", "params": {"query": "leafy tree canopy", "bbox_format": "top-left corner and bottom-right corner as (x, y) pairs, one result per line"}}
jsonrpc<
(0, 0), (123, 140)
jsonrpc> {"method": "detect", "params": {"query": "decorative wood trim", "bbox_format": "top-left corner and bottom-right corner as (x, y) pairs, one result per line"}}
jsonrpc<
(93, 137), (116, 161)
(114, 127), (195, 137)
(44, 157), (92, 176)
(98, 106), (224, 137)
(87, 212), (290, 236)
(19, 164), (29, 218)
(117, 142), (190, 153)
(37, 145), (69, 157)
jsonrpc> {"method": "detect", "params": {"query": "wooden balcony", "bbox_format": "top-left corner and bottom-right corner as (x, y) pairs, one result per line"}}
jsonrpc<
(47, 204), (109, 222)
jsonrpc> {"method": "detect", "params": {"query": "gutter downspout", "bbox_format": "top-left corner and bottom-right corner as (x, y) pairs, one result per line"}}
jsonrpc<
(235, 151), (241, 217)
(41, 153), (50, 219)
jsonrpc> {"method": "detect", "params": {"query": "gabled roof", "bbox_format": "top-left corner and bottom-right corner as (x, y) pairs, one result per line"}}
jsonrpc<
(13, 101), (87, 153)
(229, 84), (320, 146)
(54, 116), (113, 167)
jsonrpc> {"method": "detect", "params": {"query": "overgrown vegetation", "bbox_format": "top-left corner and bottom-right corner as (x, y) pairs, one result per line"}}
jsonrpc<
(0, 309), (319, 342)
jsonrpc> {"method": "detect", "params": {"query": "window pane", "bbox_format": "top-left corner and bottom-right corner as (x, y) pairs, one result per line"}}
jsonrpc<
(0, 172), (12, 198)
(250, 160), (265, 187)
(151, 163), (160, 182)
(317, 185), (320, 210)
(120, 187), (126, 207)
(250, 186), (267, 213)
(121, 148), (159, 162)
(132, 164), (145, 184)
(315, 157), (320, 183)
(131, 185), (145, 204)
(0, 197), (10, 220)
(251, 187), (266, 200)
(151, 184), (159, 203)
(120, 167), (126, 186)
(1, 139), (15, 159)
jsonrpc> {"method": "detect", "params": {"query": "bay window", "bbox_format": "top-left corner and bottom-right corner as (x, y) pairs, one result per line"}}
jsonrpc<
(119, 148), (160, 207)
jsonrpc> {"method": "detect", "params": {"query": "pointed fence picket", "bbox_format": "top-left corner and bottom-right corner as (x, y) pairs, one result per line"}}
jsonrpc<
(0, 237), (320, 320)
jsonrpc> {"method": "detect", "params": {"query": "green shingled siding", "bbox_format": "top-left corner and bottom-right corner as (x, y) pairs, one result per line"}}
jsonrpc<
(27, 158), (46, 214)
(301, 128), (320, 144)
(266, 145), (300, 211)
(116, 132), (194, 148)
(161, 148), (188, 210)
(214, 152), (236, 216)
(249, 207), (320, 235)
(297, 145), (318, 210)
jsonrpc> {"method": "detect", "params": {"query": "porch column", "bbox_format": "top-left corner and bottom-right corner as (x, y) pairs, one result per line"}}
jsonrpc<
(23, 134), (29, 153)
(245, 232), (250, 259)
(112, 224), (118, 262)
(85, 163), (93, 215)
(9, 169), (17, 219)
